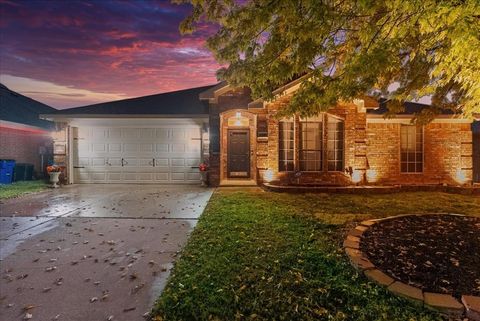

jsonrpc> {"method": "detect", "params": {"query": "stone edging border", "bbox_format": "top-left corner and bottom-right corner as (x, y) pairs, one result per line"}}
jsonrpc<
(344, 214), (480, 320)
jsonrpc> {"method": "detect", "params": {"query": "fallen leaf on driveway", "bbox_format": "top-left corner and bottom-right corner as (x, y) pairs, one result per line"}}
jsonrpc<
(123, 307), (136, 312)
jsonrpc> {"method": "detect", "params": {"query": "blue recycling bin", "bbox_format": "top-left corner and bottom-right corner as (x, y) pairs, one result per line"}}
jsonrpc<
(0, 159), (16, 184)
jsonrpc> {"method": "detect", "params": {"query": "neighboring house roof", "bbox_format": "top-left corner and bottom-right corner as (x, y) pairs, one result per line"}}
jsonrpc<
(368, 99), (455, 116)
(46, 84), (216, 117)
(0, 83), (56, 130)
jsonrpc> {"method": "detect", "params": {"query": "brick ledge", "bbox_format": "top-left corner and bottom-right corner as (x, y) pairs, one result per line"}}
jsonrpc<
(263, 183), (480, 195)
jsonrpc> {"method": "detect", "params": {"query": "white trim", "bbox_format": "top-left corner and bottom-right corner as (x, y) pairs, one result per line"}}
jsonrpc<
(67, 125), (74, 184)
(40, 114), (209, 122)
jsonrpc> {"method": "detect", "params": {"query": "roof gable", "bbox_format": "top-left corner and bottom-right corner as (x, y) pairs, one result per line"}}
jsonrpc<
(48, 85), (216, 116)
(0, 84), (56, 129)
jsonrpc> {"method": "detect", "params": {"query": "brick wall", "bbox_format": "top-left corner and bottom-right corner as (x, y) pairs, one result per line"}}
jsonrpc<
(366, 122), (473, 185)
(0, 126), (52, 177)
(263, 96), (365, 186)
(207, 87), (474, 187)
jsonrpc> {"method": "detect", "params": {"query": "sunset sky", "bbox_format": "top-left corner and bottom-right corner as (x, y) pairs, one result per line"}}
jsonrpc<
(0, 0), (220, 109)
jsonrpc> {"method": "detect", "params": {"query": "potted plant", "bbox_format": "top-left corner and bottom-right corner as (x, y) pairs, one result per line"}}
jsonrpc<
(46, 165), (62, 188)
(199, 162), (209, 186)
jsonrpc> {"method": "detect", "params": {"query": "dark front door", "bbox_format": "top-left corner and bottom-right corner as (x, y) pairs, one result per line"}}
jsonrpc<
(227, 129), (250, 178)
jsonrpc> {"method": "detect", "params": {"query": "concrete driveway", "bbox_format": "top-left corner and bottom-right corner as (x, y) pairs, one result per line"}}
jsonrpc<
(0, 184), (213, 321)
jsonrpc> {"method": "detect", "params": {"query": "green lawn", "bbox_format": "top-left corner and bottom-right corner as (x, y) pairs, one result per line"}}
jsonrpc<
(152, 189), (480, 321)
(0, 180), (49, 199)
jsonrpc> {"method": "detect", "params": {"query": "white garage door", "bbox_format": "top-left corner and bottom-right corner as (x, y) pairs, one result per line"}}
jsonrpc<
(72, 123), (203, 184)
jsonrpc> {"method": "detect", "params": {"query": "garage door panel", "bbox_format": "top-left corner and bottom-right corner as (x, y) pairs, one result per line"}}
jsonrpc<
(107, 172), (122, 181)
(123, 144), (138, 152)
(186, 158), (200, 167)
(108, 143), (122, 152)
(156, 128), (169, 139)
(91, 172), (106, 181)
(186, 143), (200, 153)
(154, 158), (169, 166)
(123, 158), (138, 167)
(171, 172), (185, 181)
(156, 144), (169, 152)
(137, 173), (153, 181)
(171, 144), (185, 152)
(92, 128), (106, 139)
(122, 129), (139, 139)
(92, 158), (105, 166)
(139, 128), (155, 139)
(108, 128), (121, 139)
(107, 158), (122, 166)
(171, 128), (185, 140)
(76, 141), (90, 153)
(171, 159), (185, 166)
(187, 172), (201, 181)
(155, 173), (169, 181)
(139, 144), (154, 153)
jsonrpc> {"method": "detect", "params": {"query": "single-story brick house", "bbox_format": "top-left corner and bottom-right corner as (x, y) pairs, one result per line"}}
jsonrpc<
(40, 80), (480, 186)
(0, 84), (56, 177)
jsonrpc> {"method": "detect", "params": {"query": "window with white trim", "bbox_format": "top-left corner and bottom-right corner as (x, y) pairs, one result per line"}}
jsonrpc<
(279, 121), (294, 171)
(400, 125), (423, 173)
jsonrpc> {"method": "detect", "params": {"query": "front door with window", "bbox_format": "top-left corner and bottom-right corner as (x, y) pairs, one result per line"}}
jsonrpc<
(227, 129), (250, 178)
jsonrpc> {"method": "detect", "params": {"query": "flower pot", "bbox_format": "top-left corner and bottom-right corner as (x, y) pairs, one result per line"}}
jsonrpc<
(49, 172), (61, 188)
(200, 171), (208, 187)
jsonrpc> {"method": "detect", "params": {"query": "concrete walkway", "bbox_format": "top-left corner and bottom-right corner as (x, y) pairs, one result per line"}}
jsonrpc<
(0, 185), (213, 321)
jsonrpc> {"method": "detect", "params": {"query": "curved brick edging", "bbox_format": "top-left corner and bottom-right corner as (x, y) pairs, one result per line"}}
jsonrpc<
(344, 214), (480, 320)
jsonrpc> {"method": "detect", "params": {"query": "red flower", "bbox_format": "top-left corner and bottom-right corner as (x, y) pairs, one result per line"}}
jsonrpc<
(47, 165), (62, 173)
(199, 163), (209, 172)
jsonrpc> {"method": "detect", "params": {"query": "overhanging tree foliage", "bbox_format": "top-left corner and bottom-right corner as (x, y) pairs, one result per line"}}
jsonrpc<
(176, 0), (480, 122)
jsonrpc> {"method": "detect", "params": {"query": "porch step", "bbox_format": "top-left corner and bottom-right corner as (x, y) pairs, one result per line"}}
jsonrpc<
(219, 179), (257, 187)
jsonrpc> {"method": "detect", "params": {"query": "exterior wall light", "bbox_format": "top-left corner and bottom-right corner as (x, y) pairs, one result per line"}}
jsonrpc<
(455, 169), (467, 185)
(366, 169), (377, 183)
(263, 169), (275, 182)
(351, 169), (362, 183)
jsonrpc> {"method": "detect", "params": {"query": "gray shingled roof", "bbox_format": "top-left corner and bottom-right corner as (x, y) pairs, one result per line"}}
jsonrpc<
(48, 84), (216, 116)
(368, 99), (455, 116)
(0, 83), (56, 129)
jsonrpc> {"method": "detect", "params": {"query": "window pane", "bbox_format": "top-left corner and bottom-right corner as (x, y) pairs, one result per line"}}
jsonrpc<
(300, 121), (323, 171)
(279, 122), (294, 172)
(401, 125), (423, 173)
(327, 117), (344, 171)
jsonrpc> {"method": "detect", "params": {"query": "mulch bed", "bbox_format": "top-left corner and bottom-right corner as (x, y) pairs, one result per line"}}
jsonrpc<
(361, 214), (480, 299)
